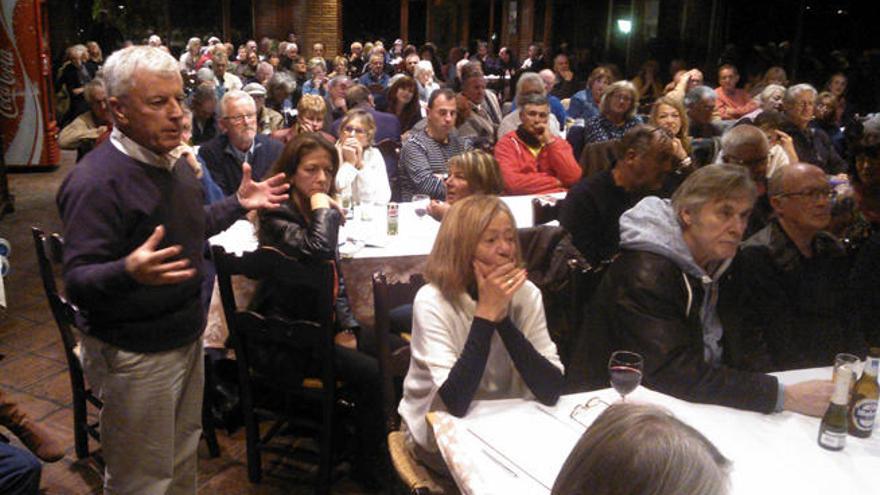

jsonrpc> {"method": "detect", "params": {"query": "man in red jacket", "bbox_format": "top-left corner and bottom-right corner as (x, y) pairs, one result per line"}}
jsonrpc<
(494, 93), (582, 194)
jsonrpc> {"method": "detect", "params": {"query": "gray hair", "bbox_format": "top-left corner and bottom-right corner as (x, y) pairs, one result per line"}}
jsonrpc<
(267, 72), (296, 95)
(599, 80), (639, 120)
(757, 84), (785, 105)
(66, 44), (87, 61)
(102, 46), (180, 98)
(186, 37), (201, 51)
(219, 90), (255, 118)
(552, 403), (731, 495)
(328, 75), (351, 89)
(520, 92), (549, 109)
(83, 78), (106, 105)
(783, 83), (817, 107)
(672, 164), (757, 218)
(307, 57), (327, 72)
(684, 85), (716, 108)
(515, 72), (545, 106)
(721, 124), (768, 159)
(191, 84), (217, 106)
(414, 60), (434, 79)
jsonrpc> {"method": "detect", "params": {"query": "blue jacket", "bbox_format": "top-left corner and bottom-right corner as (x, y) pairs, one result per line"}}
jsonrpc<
(198, 133), (284, 196)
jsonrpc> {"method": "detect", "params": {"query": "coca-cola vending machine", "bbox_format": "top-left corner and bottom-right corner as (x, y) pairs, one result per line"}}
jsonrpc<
(0, 0), (60, 170)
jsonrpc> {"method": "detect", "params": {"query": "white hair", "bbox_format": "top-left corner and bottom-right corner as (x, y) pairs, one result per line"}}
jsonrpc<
(148, 34), (162, 46)
(758, 84), (785, 104)
(784, 83), (817, 107)
(186, 37), (201, 51)
(414, 60), (434, 78)
(220, 89), (255, 118)
(102, 46), (180, 98)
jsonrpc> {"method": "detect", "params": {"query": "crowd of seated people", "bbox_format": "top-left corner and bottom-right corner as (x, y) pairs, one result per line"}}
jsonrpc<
(43, 30), (880, 494)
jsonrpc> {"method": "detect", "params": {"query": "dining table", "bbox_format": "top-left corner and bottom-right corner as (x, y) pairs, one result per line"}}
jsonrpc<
(206, 193), (564, 334)
(428, 366), (880, 495)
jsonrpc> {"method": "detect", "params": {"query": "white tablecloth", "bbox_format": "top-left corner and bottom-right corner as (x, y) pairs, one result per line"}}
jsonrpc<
(208, 193), (564, 328)
(430, 367), (880, 495)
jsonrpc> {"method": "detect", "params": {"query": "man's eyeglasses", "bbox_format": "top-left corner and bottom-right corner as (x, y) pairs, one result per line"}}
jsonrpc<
(776, 188), (836, 201)
(223, 113), (257, 124)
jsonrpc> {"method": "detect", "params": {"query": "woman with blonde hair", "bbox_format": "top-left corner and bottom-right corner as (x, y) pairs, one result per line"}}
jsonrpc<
(399, 195), (564, 472)
(271, 94), (331, 144)
(426, 150), (505, 221)
(334, 109), (391, 204)
(552, 403), (731, 495)
(581, 80), (641, 145)
(650, 95), (692, 162)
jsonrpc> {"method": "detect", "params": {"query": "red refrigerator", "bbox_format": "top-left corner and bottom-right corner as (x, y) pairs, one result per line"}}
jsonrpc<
(0, 0), (60, 168)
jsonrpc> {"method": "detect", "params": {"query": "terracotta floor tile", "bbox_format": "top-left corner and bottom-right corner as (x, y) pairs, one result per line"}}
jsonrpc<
(24, 368), (74, 406)
(0, 352), (66, 389)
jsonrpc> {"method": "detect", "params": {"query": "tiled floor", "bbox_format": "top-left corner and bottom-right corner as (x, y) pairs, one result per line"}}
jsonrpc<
(0, 152), (383, 494)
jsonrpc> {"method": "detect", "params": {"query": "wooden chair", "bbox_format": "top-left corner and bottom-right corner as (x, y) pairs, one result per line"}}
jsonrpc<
(372, 272), (426, 432)
(387, 431), (459, 495)
(31, 227), (101, 460)
(212, 245), (340, 492)
(562, 257), (612, 391)
(31, 227), (221, 460)
(531, 196), (562, 225)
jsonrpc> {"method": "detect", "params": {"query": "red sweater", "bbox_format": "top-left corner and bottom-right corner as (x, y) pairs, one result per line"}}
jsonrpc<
(494, 131), (582, 195)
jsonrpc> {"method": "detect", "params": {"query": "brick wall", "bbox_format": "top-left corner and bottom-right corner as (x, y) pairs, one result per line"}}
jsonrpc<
(253, 0), (341, 56)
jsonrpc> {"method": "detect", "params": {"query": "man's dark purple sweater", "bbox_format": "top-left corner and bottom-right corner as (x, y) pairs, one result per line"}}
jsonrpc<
(56, 141), (244, 353)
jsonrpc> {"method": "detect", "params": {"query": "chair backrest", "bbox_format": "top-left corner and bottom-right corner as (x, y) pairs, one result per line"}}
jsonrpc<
(372, 272), (426, 432)
(376, 138), (402, 201)
(212, 245), (337, 392)
(31, 227), (84, 373)
(531, 196), (562, 225)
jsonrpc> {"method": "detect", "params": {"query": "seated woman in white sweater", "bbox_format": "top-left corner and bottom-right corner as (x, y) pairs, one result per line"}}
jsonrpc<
(334, 109), (392, 205)
(399, 194), (565, 472)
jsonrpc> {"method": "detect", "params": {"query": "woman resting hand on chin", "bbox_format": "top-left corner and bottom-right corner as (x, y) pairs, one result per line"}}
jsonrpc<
(398, 195), (564, 474)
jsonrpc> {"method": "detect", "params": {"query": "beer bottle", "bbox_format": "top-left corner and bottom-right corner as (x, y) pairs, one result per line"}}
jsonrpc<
(848, 348), (880, 438)
(818, 364), (853, 451)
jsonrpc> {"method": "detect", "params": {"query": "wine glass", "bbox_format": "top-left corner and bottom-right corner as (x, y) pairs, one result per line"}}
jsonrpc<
(608, 350), (644, 402)
(412, 194), (430, 220)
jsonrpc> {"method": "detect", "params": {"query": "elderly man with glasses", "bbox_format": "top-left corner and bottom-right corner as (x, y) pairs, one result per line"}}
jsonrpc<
(721, 163), (867, 371)
(198, 89), (284, 195)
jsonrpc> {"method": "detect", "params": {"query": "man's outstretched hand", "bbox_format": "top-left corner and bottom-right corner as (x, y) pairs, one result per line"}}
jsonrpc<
(236, 162), (290, 210)
(125, 225), (197, 285)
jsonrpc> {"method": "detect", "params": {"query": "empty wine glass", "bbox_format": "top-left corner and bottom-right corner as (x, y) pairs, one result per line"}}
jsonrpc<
(412, 194), (430, 220)
(608, 350), (644, 402)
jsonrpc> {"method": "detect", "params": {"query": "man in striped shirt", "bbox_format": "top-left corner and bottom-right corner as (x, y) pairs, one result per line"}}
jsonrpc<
(398, 88), (467, 201)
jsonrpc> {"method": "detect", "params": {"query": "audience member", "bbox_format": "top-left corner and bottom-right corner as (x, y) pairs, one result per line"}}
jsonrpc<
(718, 124), (773, 236)
(398, 89), (465, 200)
(848, 133), (880, 347)
(457, 62), (503, 145)
(560, 125), (675, 263)
(632, 60), (664, 109)
(199, 90), (284, 195)
(812, 91), (846, 157)
(266, 72), (298, 125)
(399, 195), (563, 473)
(741, 83), (786, 122)
(552, 403), (730, 495)
(426, 150), (505, 221)
(253, 132), (386, 488)
(664, 68), (704, 104)
(324, 75), (353, 127)
(359, 53), (390, 89)
(549, 53), (579, 99)
(330, 84), (401, 144)
(57, 44), (92, 127)
(568, 66), (614, 121)
(520, 42), (547, 72)
(386, 75), (423, 135)
(301, 57), (329, 96)
(179, 37), (202, 73)
(723, 163), (866, 370)
(779, 84), (847, 174)
(580, 81), (642, 145)
(272, 94), (333, 145)
(58, 78), (111, 153)
(498, 72), (563, 138)
(189, 84), (220, 145)
(685, 86), (722, 138)
(538, 69), (570, 128)
(334, 109), (391, 204)
(414, 60), (441, 105)
(754, 110), (799, 178)
(211, 51), (243, 97)
(824, 72), (851, 125)
(56, 46), (288, 494)
(714, 64), (758, 120)
(649, 95), (693, 169)
(243, 83), (284, 135)
(494, 93), (581, 195)
(568, 164), (834, 417)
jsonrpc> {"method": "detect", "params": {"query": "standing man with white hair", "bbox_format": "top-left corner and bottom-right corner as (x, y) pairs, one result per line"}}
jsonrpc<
(56, 46), (289, 494)
(198, 89), (284, 195)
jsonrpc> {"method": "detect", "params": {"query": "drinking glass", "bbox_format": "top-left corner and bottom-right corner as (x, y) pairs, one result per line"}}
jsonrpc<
(834, 352), (860, 394)
(412, 194), (430, 220)
(608, 350), (644, 402)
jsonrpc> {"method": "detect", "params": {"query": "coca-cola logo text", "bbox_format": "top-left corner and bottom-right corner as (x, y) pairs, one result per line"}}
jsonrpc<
(0, 49), (19, 120)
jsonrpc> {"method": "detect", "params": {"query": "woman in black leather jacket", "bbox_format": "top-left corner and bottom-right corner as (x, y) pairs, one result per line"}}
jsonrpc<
(253, 132), (386, 487)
